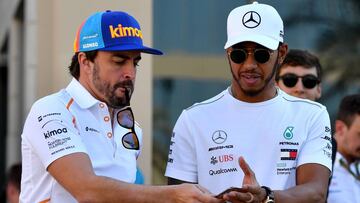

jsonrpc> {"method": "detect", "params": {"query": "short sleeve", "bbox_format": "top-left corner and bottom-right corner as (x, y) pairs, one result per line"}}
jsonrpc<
(22, 97), (88, 169)
(165, 110), (198, 182)
(297, 108), (332, 171)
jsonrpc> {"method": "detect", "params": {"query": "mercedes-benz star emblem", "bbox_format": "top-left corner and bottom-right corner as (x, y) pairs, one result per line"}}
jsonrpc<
(212, 130), (227, 144)
(242, 11), (261, 28)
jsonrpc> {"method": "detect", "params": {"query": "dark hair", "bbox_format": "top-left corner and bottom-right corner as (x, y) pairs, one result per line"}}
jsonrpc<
(7, 163), (22, 191)
(68, 51), (98, 79)
(276, 49), (322, 82)
(337, 94), (360, 127)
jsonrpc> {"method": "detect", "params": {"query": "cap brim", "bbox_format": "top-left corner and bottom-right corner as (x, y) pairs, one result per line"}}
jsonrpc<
(224, 34), (280, 50)
(98, 44), (163, 55)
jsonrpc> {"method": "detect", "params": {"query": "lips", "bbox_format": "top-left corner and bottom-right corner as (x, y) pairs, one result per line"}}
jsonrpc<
(240, 73), (261, 86)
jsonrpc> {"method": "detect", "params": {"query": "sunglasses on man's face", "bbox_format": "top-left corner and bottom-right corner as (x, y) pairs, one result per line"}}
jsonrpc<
(228, 48), (274, 64)
(117, 107), (139, 150)
(278, 73), (320, 89)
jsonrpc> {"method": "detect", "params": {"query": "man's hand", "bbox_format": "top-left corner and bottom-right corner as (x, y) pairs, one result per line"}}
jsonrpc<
(223, 157), (266, 203)
(171, 184), (224, 203)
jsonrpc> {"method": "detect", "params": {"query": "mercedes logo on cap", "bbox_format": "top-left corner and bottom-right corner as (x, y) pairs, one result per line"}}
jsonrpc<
(212, 130), (228, 144)
(242, 11), (261, 28)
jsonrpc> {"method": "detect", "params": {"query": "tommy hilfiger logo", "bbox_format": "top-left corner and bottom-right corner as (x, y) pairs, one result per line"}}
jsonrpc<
(109, 24), (143, 39)
(280, 149), (297, 160)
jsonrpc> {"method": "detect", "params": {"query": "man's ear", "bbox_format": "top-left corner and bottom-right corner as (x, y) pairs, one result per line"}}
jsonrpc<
(78, 52), (92, 74)
(278, 43), (288, 64)
(335, 120), (347, 139)
(316, 84), (322, 100)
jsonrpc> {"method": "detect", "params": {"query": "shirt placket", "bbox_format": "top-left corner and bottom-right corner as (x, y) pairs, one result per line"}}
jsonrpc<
(98, 102), (117, 157)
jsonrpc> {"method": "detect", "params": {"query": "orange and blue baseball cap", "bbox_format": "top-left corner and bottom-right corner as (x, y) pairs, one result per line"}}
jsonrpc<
(73, 10), (163, 55)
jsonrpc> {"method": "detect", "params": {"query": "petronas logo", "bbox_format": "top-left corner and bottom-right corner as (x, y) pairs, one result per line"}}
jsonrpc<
(283, 127), (294, 140)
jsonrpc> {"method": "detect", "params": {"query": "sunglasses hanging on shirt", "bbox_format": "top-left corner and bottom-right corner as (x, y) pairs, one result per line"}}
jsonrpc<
(117, 106), (139, 150)
(278, 73), (320, 89)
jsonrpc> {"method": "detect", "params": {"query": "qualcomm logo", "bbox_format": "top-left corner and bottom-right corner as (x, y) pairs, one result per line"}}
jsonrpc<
(242, 11), (261, 28)
(212, 130), (227, 144)
(209, 167), (237, 176)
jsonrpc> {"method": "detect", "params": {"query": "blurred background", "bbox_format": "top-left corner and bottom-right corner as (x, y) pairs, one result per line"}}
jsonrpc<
(0, 0), (359, 189)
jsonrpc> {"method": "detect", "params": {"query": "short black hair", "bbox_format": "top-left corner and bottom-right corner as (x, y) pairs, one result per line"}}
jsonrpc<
(276, 49), (322, 82)
(337, 94), (360, 127)
(68, 51), (98, 79)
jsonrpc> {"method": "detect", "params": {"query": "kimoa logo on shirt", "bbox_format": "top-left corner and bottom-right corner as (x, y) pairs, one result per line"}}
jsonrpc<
(44, 128), (68, 139)
(109, 24), (143, 39)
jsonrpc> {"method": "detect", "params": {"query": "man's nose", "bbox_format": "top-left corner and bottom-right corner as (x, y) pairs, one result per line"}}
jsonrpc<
(122, 61), (136, 80)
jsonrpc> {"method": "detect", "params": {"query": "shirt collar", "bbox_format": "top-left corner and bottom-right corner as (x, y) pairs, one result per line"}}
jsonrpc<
(66, 78), (100, 109)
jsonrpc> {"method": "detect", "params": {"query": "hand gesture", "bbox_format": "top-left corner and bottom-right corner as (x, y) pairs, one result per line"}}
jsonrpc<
(222, 157), (266, 203)
(171, 183), (224, 203)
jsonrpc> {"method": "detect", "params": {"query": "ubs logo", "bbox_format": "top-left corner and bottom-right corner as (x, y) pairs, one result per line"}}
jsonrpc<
(212, 130), (227, 144)
(242, 11), (261, 28)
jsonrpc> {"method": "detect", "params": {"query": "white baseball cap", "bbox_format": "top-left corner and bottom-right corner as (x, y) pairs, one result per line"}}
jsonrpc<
(224, 1), (284, 50)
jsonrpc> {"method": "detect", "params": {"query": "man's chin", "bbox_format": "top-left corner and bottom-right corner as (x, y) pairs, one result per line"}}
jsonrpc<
(240, 86), (263, 97)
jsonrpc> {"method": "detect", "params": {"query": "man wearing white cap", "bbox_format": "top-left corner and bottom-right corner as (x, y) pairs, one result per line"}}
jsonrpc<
(165, 2), (332, 203)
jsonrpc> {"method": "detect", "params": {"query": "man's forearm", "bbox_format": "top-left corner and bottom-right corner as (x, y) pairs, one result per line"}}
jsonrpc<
(274, 183), (327, 203)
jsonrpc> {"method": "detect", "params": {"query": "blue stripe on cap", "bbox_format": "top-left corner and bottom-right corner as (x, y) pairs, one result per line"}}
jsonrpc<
(79, 12), (105, 52)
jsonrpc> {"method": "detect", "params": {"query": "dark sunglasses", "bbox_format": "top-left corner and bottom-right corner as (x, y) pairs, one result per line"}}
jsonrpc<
(117, 106), (139, 150)
(278, 73), (320, 89)
(228, 48), (274, 64)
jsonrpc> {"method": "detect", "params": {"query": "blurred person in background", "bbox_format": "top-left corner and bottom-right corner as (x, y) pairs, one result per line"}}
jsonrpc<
(0, 163), (21, 203)
(328, 94), (360, 203)
(275, 49), (322, 101)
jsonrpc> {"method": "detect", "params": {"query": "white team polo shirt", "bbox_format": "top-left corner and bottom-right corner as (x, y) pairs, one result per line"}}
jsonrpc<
(20, 78), (142, 203)
(165, 87), (332, 194)
(328, 152), (360, 203)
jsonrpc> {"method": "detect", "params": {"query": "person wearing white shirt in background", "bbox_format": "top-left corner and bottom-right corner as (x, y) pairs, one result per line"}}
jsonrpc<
(328, 94), (360, 203)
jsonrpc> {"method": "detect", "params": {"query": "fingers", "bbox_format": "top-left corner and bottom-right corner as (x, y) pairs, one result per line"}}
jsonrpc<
(192, 184), (224, 203)
(223, 191), (254, 203)
(195, 184), (211, 194)
(239, 156), (254, 177)
(239, 156), (260, 187)
(246, 192), (254, 203)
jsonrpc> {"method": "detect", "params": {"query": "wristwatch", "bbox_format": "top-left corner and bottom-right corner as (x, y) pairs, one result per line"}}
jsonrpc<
(261, 186), (275, 203)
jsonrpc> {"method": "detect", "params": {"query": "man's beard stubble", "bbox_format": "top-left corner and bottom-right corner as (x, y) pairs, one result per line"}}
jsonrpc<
(229, 54), (279, 97)
(92, 64), (134, 109)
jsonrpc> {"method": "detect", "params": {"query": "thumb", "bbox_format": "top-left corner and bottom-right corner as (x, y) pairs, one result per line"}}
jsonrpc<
(239, 156), (254, 177)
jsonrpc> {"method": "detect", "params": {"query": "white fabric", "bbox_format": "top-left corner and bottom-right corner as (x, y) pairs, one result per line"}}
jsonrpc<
(224, 2), (283, 50)
(20, 78), (142, 203)
(328, 152), (360, 203)
(165, 87), (332, 195)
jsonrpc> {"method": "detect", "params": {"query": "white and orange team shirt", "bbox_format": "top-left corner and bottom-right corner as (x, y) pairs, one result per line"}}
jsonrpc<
(165, 87), (332, 195)
(327, 152), (360, 203)
(20, 78), (142, 203)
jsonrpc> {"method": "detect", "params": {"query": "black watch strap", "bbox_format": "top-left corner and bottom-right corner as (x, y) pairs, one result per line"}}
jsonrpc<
(261, 186), (275, 203)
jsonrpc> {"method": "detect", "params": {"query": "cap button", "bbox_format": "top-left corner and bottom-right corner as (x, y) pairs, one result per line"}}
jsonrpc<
(252, 1), (258, 4)
(106, 10), (112, 12)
